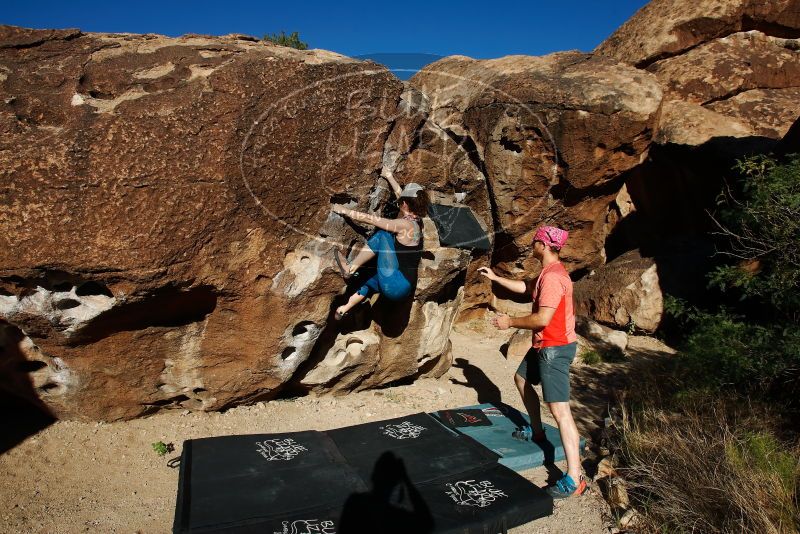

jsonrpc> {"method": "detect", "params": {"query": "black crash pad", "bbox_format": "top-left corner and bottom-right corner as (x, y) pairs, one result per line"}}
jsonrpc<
(326, 413), (498, 484)
(173, 413), (553, 533)
(427, 203), (491, 251)
(173, 430), (365, 533)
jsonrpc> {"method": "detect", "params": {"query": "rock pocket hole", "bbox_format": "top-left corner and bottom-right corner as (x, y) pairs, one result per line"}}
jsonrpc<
(51, 281), (73, 292)
(291, 321), (316, 337)
(300, 255), (311, 265)
(146, 395), (190, 407)
(281, 346), (297, 360)
(17, 360), (47, 373)
(346, 337), (365, 356)
(192, 387), (207, 394)
(76, 281), (113, 297)
(500, 137), (522, 153)
(38, 382), (60, 393)
(55, 299), (81, 310)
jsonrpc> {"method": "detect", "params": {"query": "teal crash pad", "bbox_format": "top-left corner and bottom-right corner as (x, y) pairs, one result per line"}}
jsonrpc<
(431, 403), (586, 472)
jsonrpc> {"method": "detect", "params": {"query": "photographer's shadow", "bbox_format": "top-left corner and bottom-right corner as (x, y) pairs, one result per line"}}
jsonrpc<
(339, 451), (434, 534)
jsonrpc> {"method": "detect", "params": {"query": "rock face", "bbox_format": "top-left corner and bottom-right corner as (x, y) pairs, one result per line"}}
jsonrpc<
(0, 27), (463, 420)
(408, 53), (663, 307)
(596, 0), (800, 68)
(598, 1), (800, 147)
(574, 250), (663, 333)
(596, 0), (800, 287)
(3, 0), (800, 421)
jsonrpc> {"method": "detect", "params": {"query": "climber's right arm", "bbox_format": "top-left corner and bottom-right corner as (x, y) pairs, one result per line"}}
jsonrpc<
(333, 205), (411, 234)
(477, 267), (527, 294)
(384, 172), (403, 197)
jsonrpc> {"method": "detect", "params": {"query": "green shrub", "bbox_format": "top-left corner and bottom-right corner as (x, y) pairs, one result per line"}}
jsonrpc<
(581, 347), (626, 364)
(616, 400), (800, 533)
(669, 303), (800, 399)
(661, 155), (800, 406)
(709, 154), (800, 318)
(263, 31), (308, 50)
(580, 349), (603, 365)
(151, 441), (174, 456)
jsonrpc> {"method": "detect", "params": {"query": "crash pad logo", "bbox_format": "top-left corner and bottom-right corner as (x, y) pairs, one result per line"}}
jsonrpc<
(446, 480), (508, 508)
(456, 412), (481, 424)
(482, 407), (504, 417)
(256, 438), (308, 461)
(380, 420), (426, 439)
(274, 519), (335, 534)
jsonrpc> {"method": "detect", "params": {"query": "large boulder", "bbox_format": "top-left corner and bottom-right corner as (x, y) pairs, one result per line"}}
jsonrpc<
(596, 0), (800, 259)
(378, 87), (494, 320)
(298, 218), (469, 391)
(650, 31), (800, 141)
(574, 250), (663, 333)
(596, 0), (800, 68)
(409, 52), (663, 292)
(0, 26), (459, 420)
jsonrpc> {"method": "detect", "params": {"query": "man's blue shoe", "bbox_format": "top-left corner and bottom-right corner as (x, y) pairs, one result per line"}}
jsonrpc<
(546, 473), (587, 499)
(511, 425), (547, 443)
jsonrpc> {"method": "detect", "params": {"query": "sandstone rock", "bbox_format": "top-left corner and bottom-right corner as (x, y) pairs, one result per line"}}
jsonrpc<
(654, 99), (755, 146)
(297, 216), (467, 392)
(381, 87), (494, 320)
(619, 508), (640, 529)
(574, 250), (663, 333)
(608, 478), (631, 511)
(594, 456), (618, 481)
(410, 52), (662, 287)
(576, 316), (629, 353)
(596, 0), (800, 68)
(649, 32), (800, 104)
(0, 26), (458, 420)
(648, 31), (800, 140)
(504, 327), (531, 361)
(706, 86), (800, 138)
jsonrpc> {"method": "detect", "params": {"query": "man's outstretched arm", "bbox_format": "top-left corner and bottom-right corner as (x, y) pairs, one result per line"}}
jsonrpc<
(492, 306), (556, 331)
(477, 266), (527, 294)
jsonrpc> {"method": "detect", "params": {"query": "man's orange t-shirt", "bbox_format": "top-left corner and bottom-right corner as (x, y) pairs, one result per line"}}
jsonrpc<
(531, 262), (576, 348)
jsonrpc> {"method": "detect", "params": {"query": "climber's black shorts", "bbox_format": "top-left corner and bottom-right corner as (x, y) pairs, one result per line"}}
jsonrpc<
(515, 343), (577, 403)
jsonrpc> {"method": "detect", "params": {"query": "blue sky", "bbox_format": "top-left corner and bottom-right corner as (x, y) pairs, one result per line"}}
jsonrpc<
(3, 0), (648, 59)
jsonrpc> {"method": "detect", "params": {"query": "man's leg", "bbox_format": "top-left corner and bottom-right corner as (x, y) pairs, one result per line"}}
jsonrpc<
(513, 372), (544, 433)
(547, 401), (581, 481)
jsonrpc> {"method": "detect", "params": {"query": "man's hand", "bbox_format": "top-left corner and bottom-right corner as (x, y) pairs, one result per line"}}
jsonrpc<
(491, 312), (512, 330)
(331, 204), (348, 216)
(477, 266), (498, 281)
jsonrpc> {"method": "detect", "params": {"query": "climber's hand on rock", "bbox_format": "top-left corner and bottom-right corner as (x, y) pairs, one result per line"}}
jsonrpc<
(492, 313), (511, 330)
(332, 204), (348, 216)
(477, 266), (497, 281)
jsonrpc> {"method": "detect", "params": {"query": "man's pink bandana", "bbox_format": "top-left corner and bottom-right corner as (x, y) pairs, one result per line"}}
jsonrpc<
(533, 226), (569, 248)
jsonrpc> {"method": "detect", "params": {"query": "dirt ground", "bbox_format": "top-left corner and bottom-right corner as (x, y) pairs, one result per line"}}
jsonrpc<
(0, 320), (674, 533)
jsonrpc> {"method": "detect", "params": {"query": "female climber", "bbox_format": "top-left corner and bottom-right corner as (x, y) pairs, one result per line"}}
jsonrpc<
(331, 174), (428, 320)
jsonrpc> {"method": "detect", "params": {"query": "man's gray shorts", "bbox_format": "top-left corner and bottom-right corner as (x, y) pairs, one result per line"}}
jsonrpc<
(515, 342), (577, 403)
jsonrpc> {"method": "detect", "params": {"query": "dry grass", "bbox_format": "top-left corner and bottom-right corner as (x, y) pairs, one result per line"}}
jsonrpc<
(613, 401), (800, 533)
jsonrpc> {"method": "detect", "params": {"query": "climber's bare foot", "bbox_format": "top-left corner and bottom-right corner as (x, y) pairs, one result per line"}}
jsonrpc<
(334, 249), (351, 280)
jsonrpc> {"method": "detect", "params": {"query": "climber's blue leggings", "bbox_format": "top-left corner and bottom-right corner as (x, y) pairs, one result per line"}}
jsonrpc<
(356, 230), (413, 301)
